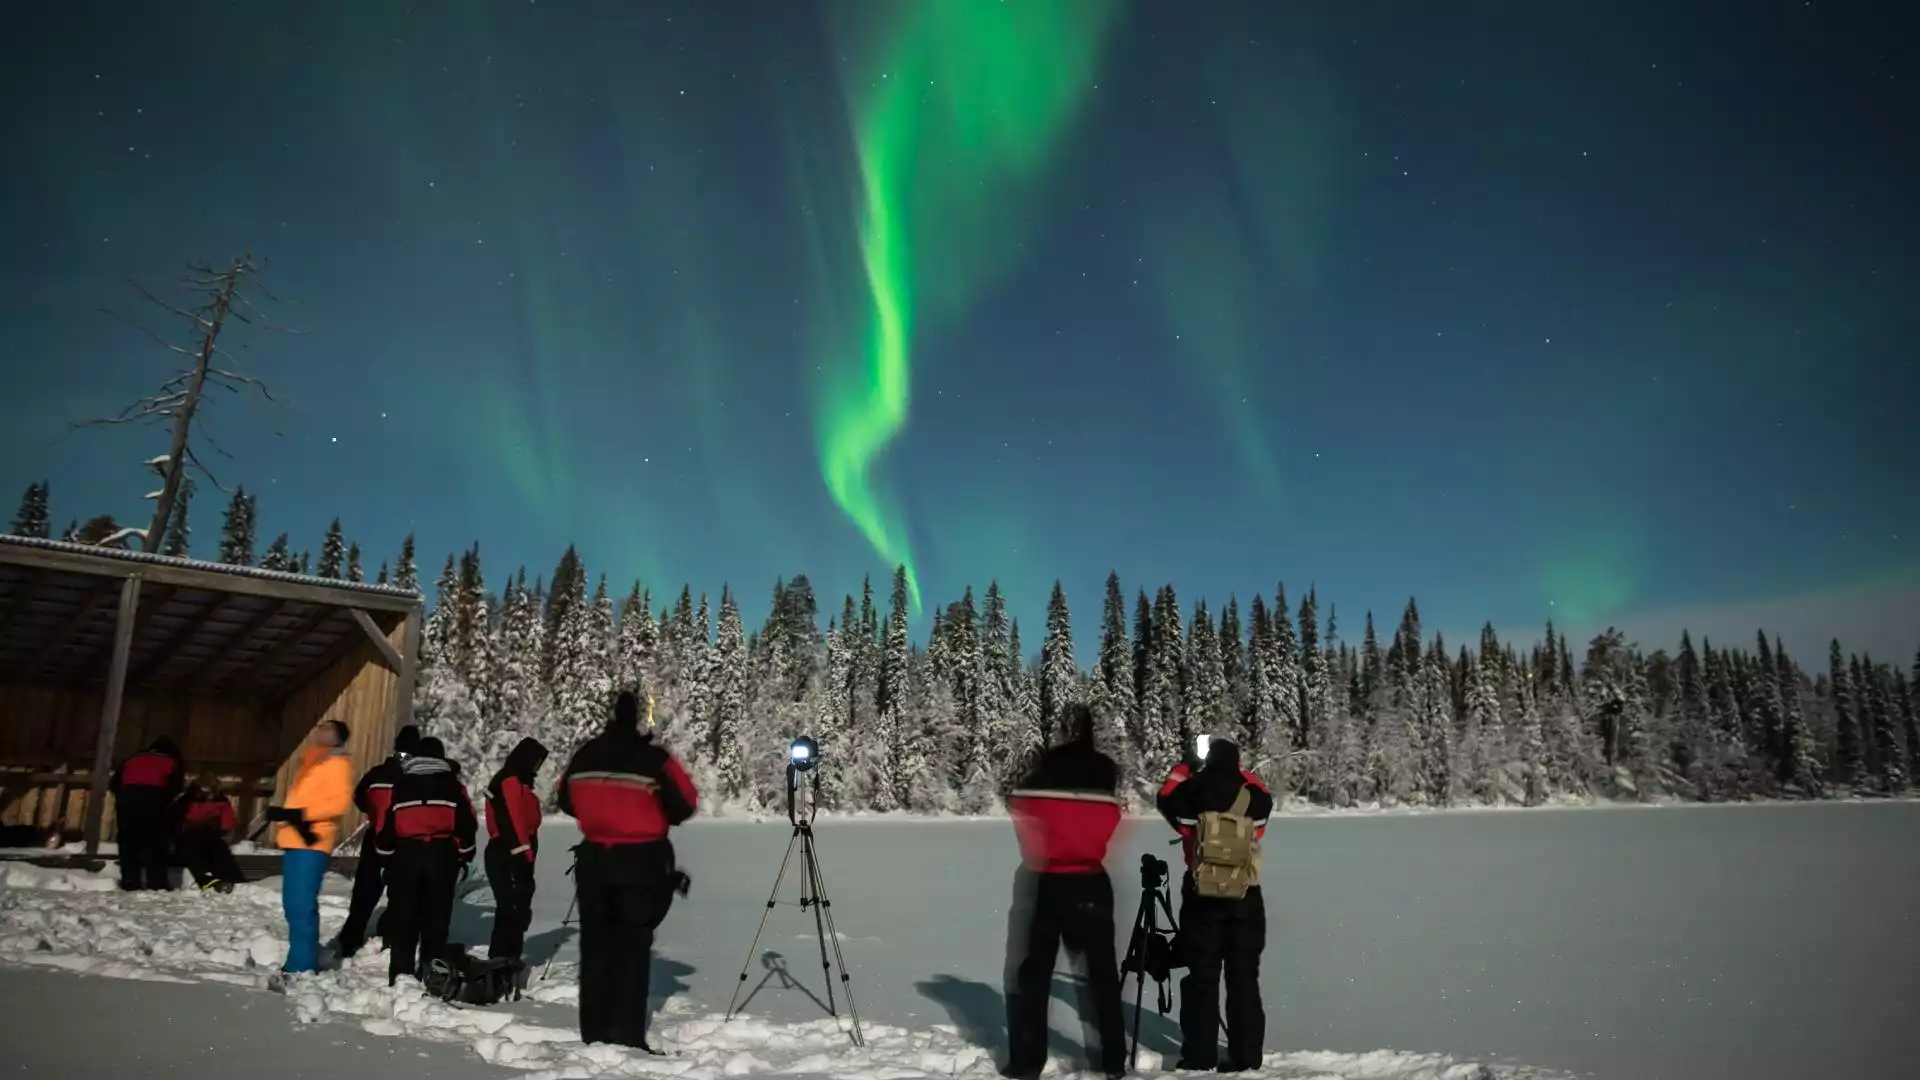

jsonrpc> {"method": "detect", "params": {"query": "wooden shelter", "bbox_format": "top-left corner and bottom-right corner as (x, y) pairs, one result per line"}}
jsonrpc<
(0, 534), (423, 855)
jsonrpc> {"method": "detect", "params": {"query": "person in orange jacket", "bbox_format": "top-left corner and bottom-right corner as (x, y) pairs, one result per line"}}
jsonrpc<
(267, 719), (354, 976)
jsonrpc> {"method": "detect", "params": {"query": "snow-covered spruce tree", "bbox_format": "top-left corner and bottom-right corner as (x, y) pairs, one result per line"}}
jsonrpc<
(318, 518), (346, 579)
(1185, 601), (1228, 741)
(1297, 589), (1324, 757)
(1896, 668), (1920, 779)
(216, 487), (255, 565)
(870, 566), (914, 811)
(295, 550), (311, 575)
(1241, 595), (1275, 767)
(1475, 623), (1508, 774)
(394, 533), (420, 592)
(1419, 638), (1456, 804)
(818, 622), (852, 807)
(1095, 572), (1138, 785)
(1038, 580), (1076, 746)
(1829, 640), (1864, 787)
(978, 582), (1019, 793)
(1144, 586), (1186, 771)
(1850, 655), (1879, 780)
(1463, 647), (1503, 799)
(377, 562), (388, 585)
(492, 571), (548, 741)
(710, 586), (748, 802)
(1749, 632), (1786, 784)
(1265, 587), (1302, 788)
(463, 551), (498, 726)
(10, 481), (50, 538)
(685, 592), (715, 752)
(615, 582), (659, 695)
(347, 542), (363, 583)
(1864, 658), (1907, 792)
(424, 555), (460, 667)
(1219, 599), (1246, 737)
(418, 552), (483, 770)
(1672, 631), (1712, 790)
(542, 555), (600, 758)
(1774, 636), (1820, 792)
(1008, 621), (1042, 775)
(1131, 590), (1153, 743)
(259, 533), (294, 572)
(1516, 675), (1548, 804)
(948, 587), (995, 811)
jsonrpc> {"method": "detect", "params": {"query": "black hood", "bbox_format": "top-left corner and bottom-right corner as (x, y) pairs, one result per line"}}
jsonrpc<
(149, 735), (181, 759)
(489, 736), (550, 801)
(1202, 738), (1242, 775)
(502, 737), (549, 779)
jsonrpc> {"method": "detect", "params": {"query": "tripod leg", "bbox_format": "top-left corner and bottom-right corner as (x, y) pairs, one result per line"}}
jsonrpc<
(800, 839), (837, 1018)
(1127, 892), (1154, 1072)
(725, 826), (802, 1021)
(799, 828), (865, 1048)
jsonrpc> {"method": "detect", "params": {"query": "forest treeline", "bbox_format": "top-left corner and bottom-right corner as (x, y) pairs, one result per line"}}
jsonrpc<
(14, 480), (1919, 813)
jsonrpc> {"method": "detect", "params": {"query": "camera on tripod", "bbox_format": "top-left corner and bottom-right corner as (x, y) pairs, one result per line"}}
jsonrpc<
(784, 735), (822, 825)
(1138, 853), (1170, 889)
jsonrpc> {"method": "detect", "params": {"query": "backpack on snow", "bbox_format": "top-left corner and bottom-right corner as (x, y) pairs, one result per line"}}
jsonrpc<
(424, 943), (521, 1006)
(1192, 786), (1259, 900)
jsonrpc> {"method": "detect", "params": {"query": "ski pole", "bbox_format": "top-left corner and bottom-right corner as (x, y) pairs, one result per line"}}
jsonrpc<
(538, 855), (580, 982)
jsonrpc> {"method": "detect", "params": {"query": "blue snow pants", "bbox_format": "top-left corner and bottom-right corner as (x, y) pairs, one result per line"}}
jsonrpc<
(281, 848), (328, 973)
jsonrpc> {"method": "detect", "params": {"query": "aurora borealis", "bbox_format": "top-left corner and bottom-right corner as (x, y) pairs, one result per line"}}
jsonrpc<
(2, 0), (1914, 662)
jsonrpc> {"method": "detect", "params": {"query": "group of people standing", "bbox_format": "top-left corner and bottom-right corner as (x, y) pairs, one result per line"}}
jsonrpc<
(123, 688), (699, 1053)
(111, 695), (1269, 1070)
(1004, 704), (1273, 1076)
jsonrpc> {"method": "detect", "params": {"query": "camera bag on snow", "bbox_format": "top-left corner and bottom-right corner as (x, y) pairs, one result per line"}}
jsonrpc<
(1192, 786), (1259, 900)
(424, 944), (521, 1006)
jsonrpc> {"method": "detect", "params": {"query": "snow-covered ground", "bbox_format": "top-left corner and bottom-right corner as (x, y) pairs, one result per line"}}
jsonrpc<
(5, 802), (1918, 1079)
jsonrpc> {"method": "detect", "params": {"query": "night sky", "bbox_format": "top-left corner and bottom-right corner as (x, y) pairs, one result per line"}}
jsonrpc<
(3, 1), (1913, 664)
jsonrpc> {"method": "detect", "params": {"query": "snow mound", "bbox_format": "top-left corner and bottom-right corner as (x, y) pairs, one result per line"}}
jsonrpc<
(0, 862), (1568, 1080)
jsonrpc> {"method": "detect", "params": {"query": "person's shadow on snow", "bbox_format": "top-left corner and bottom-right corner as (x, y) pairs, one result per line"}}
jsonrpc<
(648, 952), (696, 1026)
(915, 973), (1182, 1068)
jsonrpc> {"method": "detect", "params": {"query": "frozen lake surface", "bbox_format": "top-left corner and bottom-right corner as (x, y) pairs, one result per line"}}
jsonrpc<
(2, 800), (1914, 1079)
(569, 801), (1918, 1080)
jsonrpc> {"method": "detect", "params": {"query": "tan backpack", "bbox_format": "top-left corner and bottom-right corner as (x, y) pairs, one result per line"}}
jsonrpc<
(1192, 787), (1259, 899)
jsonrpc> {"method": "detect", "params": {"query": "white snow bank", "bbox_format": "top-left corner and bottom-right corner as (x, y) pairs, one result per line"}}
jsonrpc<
(0, 861), (1567, 1080)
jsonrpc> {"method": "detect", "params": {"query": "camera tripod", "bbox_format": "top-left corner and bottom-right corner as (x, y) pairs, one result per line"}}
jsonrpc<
(1121, 852), (1232, 1070)
(722, 763), (866, 1047)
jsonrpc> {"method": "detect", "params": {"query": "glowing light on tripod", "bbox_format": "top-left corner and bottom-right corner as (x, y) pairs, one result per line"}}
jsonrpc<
(788, 735), (820, 770)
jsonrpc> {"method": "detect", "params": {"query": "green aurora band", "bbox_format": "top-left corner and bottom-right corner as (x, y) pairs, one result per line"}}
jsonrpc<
(815, 0), (1120, 613)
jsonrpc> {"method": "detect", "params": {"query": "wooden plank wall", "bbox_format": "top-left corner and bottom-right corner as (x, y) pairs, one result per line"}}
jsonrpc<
(1, 616), (408, 846)
(0, 685), (272, 839)
(268, 628), (402, 844)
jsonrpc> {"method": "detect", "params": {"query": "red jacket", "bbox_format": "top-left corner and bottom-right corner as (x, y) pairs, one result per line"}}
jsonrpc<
(375, 755), (477, 858)
(559, 728), (696, 846)
(179, 797), (236, 835)
(353, 755), (404, 834)
(486, 775), (543, 862)
(1007, 740), (1122, 874)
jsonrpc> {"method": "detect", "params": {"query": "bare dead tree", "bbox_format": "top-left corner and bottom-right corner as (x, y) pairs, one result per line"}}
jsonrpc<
(77, 252), (297, 554)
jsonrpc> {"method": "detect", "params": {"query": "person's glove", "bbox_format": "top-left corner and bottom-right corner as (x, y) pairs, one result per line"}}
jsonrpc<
(669, 870), (692, 898)
(293, 820), (319, 846)
(264, 806), (296, 822)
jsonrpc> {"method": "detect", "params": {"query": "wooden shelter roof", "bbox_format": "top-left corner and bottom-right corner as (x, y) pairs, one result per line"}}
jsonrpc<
(0, 534), (419, 698)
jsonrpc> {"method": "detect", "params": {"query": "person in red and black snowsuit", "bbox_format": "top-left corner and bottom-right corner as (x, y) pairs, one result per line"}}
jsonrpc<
(338, 724), (420, 958)
(484, 736), (549, 962)
(373, 735), (476, 986)
(176, 774), (243, 891)
(1156, 738), (1273, 1072)
(1003, 703), (1126, 1080)
(108, 736), (184, 890)
(558, 691), (697, 1051)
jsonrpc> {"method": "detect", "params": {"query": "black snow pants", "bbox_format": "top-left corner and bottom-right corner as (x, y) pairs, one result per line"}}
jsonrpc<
(1176, 881), (1266, 1070)
(384, 840), (460, 986)
(336, 848), (388, 957)
(485, 838), (537, 961)
(575, 839), (676, 1048)
(1004, 869), (1127, 1078)
(177, 830), (244, 888)
(115, 793), (172, 890)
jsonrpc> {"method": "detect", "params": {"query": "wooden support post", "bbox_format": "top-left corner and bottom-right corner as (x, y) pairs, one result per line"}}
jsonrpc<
(83, 573), (143, 857)
(391, 604), (423, 739)
(348, 607), (405, 672)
